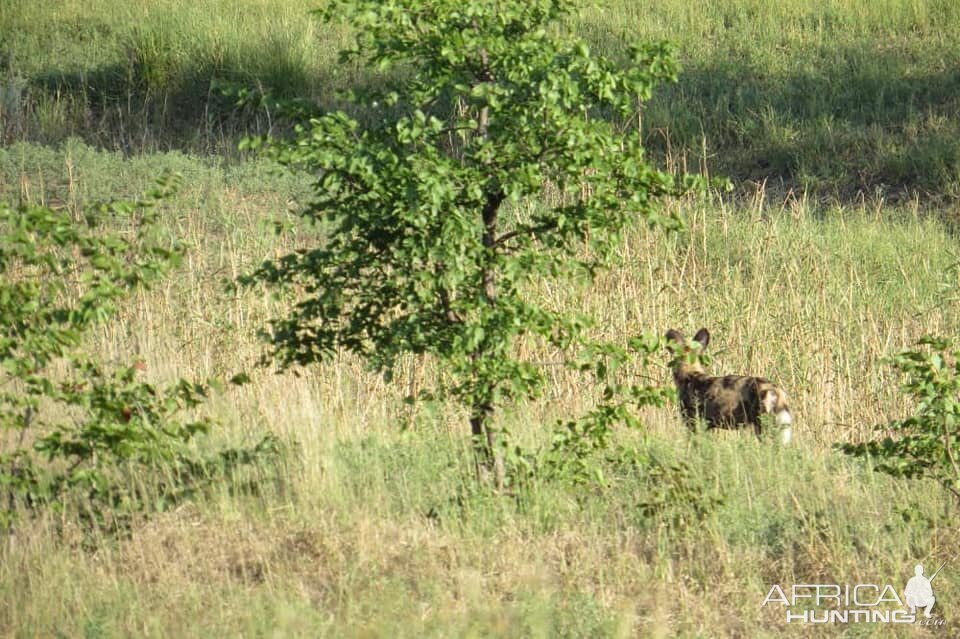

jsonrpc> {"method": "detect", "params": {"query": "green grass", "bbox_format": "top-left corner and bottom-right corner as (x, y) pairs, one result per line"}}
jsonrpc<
(4, 426), (956, 637)
(2, 141), (958, 636)
(585, 0), (960, 201)
(2, 1), (960, 636)
(3, 0), (960, 202)
(0, 0), (345, 153)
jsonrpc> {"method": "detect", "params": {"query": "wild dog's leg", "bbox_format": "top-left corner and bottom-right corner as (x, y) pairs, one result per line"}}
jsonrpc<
(776, 409), (793, 444)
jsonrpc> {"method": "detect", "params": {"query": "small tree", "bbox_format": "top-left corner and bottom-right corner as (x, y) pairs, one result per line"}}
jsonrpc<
(841, 336), (960, 503)
(245, 0), (697, 487)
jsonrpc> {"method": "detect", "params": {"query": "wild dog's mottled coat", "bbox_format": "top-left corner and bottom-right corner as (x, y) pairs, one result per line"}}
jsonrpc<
(665, 328), (793, 444)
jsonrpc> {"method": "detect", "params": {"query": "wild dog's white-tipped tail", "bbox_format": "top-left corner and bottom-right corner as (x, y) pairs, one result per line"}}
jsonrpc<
(776, 409), (793, 445)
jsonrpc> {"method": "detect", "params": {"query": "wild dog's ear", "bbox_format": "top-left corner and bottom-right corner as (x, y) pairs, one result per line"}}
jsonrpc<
(693, 328), (710, 349)
(665, 329), (683, 345)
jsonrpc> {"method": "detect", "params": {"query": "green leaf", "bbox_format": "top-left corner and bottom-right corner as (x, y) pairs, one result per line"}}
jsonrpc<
(240, 0), (696, 489)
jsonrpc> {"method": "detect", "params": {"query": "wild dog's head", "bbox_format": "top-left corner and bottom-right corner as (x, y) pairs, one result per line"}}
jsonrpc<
(664, 328), (710, 379)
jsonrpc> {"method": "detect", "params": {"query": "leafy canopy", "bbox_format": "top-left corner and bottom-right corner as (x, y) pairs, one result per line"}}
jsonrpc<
(245, 0), (699, 483)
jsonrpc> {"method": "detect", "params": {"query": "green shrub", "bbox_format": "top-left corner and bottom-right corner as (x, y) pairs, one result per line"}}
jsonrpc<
(0, 172), (277, 531)
(840, 335), (960, 503)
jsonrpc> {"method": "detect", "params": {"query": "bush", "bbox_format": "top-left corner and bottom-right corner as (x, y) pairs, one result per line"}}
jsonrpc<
(840, 336), (960, 503)
(0, 172), (277, 532)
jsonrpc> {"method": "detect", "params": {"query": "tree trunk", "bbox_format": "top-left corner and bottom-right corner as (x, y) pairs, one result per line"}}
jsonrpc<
(469, 34), (504, 490)
(470, 186), (507, 490)
(470, 401), (505, 490)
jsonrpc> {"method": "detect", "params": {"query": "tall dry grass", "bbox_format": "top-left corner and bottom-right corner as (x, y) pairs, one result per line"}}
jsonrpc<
(3, 0), (960, 632)
(2, 145), (957, 636)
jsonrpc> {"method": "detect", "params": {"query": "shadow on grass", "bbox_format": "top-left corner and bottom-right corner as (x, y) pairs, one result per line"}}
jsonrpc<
(22, 60), (319, 155)
(10, 35), (960, 207)
(642, 45), (960, 204)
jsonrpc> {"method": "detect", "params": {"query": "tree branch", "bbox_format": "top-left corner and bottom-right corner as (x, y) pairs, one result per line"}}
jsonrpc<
(434, 262), (461, 324)
(470, 20), (495, 140)
(492, 219), (558, 248)
(480, 190), (505, 302)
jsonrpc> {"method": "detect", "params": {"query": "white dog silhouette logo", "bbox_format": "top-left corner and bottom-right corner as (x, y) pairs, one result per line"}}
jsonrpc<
(904, 562), (944, 618)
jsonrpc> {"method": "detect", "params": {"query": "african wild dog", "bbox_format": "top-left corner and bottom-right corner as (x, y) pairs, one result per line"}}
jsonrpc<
(665, 328), (792, 444)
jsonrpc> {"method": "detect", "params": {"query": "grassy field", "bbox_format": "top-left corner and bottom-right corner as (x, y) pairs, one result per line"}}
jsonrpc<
(3, 0), (960, 203)
(2, 1), (960, 637)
